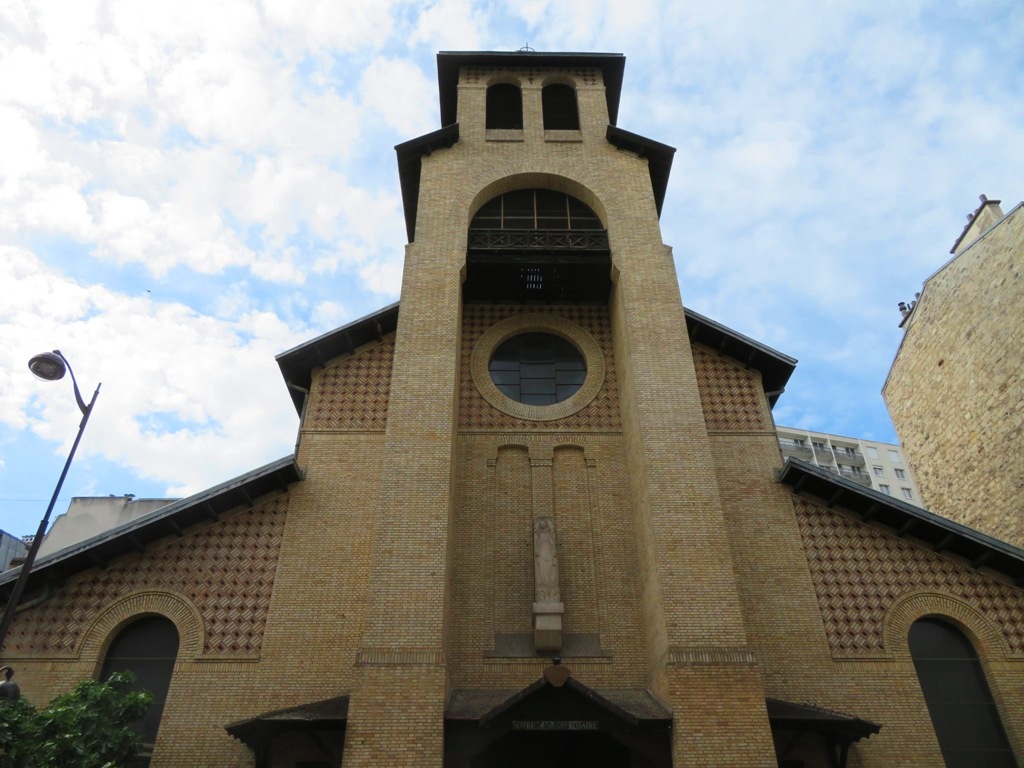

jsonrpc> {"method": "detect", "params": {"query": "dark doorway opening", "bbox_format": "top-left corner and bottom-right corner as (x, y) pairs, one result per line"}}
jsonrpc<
(471, 729), (630, 768)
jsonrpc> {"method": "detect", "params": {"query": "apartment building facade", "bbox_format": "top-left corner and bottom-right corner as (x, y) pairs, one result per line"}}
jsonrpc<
(776, 426), (923, 507)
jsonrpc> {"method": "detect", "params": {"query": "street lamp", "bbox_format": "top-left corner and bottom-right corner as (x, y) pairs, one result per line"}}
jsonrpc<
(0, 351), (101, 687)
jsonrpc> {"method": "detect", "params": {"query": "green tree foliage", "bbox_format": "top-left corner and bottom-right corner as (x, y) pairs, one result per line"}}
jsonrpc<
(0, 672), (152, 768)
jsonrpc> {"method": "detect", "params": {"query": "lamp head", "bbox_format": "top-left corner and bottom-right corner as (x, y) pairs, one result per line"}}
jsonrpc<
(28, 351), (67, 382)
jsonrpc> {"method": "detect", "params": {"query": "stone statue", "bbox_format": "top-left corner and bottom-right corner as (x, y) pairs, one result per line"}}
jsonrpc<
(0, 667), (20, 702)
(534, 517), (559, 603)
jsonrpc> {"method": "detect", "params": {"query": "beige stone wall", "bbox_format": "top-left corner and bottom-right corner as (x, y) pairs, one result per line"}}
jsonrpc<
(884, 204), (1024, 545)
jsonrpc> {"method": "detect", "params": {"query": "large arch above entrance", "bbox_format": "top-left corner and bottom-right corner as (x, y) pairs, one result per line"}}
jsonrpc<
(443, 665), (672, 768)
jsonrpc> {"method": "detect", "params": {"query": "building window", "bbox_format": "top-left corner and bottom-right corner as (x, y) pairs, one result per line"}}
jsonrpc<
(812, 441), (826, 451)
(872, 466), (884, 477)
(489, 333), (586, 405)
(866, 446), (879, 458)
(888, 449), (901, 463)
(901, 487), (914, 499)
(879, 484), (891, 495)
(486, 84), (523, 129)
(542, 84), (579, 130)
(100, 616), (180, 763)
(909, 618), (1016, 767)
(895, 468), (907, 480)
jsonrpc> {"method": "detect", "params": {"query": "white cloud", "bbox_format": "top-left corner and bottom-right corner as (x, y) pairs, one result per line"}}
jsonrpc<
(0, 245), (302, 493)
(359, 57), (436, 137)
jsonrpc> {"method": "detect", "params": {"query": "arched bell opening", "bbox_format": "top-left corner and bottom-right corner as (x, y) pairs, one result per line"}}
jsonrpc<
(464, 188), (611, 304)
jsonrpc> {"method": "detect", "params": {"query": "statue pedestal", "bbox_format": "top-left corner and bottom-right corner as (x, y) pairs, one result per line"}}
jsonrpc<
(533, 602), (564, 652)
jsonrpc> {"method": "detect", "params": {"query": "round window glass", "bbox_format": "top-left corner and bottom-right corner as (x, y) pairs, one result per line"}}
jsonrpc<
(488, 333), (587, 405)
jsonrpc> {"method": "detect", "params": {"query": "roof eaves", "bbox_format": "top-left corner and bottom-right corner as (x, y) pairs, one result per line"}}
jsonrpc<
(684, 308), (797, 405)
(778, 458), (1024, 584)
(606, 126), (676, 217)
(0, 455), (303, 591)
(395, 123), (460, 242)
(276, 303), (400, 412)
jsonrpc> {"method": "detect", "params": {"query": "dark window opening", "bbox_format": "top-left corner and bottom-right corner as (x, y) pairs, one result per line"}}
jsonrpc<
(100, 615), (180, 760)
(470, 190), (602, 232)
(909, 618), (1016, 768)
(542, 84), (579, 130)
(489, 333), (586, 405)
(486, 84), (523, 129)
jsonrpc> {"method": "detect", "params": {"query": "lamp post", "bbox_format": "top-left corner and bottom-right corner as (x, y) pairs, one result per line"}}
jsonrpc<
(0, 351), (101, 676)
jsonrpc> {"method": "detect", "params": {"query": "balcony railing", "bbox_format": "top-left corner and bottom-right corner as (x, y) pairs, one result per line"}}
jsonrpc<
(838, 467), (873, 486)
(779, 442), (813, 458)
(832, 449), (866, 466)
(468, 228), (610, 253)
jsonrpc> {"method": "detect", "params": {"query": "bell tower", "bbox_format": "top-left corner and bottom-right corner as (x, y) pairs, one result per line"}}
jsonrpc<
(342, 51), (777, 767)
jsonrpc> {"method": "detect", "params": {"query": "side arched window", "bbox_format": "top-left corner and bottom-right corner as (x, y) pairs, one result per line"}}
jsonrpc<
(486, 84), (522, 129)
(542, 84), (579, 130)
(100, 616), (180, 762)
(909, 618), (1015, 767)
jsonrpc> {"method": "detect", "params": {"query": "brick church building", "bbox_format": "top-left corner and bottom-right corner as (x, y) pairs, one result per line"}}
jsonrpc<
(2, 51), (1023, 768)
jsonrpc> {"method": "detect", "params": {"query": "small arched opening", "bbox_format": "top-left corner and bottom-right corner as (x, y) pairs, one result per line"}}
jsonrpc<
(542, 84), (579, 130)
(486, 84), (523, 130)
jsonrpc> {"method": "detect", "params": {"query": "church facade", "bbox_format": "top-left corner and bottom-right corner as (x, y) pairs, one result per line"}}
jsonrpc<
(2, 51), (1023, 768)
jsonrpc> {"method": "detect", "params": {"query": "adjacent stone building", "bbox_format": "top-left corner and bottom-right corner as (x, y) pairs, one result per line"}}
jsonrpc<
(1, 51), (1023, 768)
(885, 196), (1024, 546)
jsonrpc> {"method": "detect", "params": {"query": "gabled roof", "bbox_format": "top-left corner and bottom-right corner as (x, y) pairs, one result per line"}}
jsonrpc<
(276, 303), (797, 415)
(436, 51), (626, 128)
(0, 456), (303, 600)
(685, 307), (796, 405)
(778, 458), (1024, 584)
(276, 302), (399, 412)
(606, 126), (676, 216)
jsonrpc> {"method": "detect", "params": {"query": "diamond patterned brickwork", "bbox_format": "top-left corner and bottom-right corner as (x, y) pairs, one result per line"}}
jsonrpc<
(692, 344), (770, 432)
(460, 305), (620, 431)
(463, 67), (599, 86)
(793, 497), (1024, 656)
(307, 338), (394, 431)
(6, 494), (289, 657)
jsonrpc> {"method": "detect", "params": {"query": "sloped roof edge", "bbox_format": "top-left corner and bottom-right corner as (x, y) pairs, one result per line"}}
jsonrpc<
(0, 456), (303, 596)
(778, 458), (1024, 584)
(276, 303), (797, 414)
(606, 126), (676, 217)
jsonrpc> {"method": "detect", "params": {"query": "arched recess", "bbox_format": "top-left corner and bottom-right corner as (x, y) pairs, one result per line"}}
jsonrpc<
(486, 83), (523, 129)
(883, 591), (1021, 767)
(465, 175), (611, 304)
(468, 172), (608, 228)
(79, 590), (205, 663)
(908, 618), (1017, 767)
(542, 83), (580, 130)
(99, 615), (180, 760)
(882, 590), (1011, 662)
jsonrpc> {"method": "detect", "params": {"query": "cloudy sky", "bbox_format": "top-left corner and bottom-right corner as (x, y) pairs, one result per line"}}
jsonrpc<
(1, 0), (1021, 539)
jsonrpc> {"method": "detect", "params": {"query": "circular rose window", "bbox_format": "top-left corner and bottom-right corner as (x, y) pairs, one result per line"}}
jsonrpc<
(470, 313), (605, 422)
(488, 333), (587, 405)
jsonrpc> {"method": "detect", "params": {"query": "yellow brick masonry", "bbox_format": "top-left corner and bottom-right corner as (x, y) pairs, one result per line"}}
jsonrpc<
(885, 204), (1024, 547)
(697, 349), (1024, 766)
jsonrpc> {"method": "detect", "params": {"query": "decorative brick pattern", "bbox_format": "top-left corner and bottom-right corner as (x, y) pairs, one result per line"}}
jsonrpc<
(460, 305), (620, 431)
(793, 497), (1024, 656)
(307, 338), (394, 431)
(692, 344), (770, 432)
(6, 494), (289, 657)
(464, 67), (599, 86)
